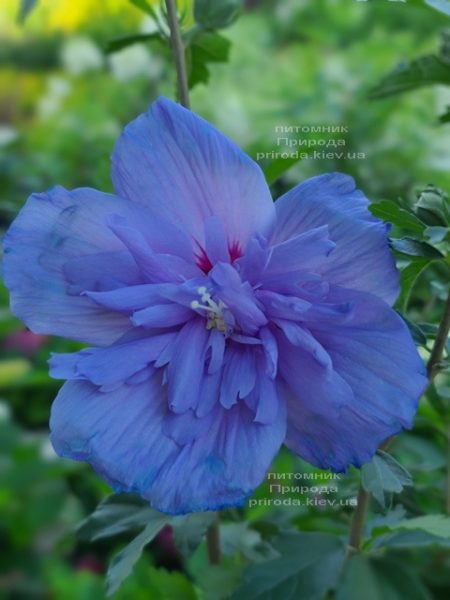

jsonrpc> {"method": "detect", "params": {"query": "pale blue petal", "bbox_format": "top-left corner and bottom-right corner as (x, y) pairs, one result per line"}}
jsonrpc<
(272, 173), (399, 305)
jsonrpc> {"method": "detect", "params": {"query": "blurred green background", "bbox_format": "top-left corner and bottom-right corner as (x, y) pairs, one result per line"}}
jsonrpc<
(1, 0), (450, 598)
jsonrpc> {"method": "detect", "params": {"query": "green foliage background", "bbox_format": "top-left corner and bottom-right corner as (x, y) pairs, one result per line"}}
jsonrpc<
(0, 0), (449, 598)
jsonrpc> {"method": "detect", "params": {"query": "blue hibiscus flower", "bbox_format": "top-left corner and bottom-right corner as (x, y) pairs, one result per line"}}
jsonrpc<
(2, 97), (427, 514)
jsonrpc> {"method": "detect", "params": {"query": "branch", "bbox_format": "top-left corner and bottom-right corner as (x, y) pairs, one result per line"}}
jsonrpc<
(206, 513), (221, 565)
(164, 0), (190, 109)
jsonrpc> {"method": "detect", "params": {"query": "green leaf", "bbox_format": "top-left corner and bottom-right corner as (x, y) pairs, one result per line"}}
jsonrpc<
(106, 519), (169, 596)
(415, 184), (449, 227)
(396, 260), (430, 311)
(426, 381), (448, 415)
(187, 32), (231, 89)
(361, 451), (412, 508)
(392, 434), (446, 471)
(129, 0), (158, 18)
(139, 566), (198, 600)
(388, 514), (450, 538)
(18, 0), (38, 23)
(369, 200), (426, 236)
(373, 529), (450, 550)
(194, 0), (243, 30)
(105, 33), (162, 54)
(368, 55), (450, 100)
(335, 555), (431, 600)
(77, 494), (165, 541)
(424, 0), (450, 16)
(172, 512), (215, 557)
(424, 226), (450, 243)
(199, 564), (244, 600)
(220, 523), (278, 562)
(438, 106), (450, 123)
(399, 314), (428, 346)
(390, 237), (444, 259)
(264, 155), (304, 186)
(233, 532), (346, 600)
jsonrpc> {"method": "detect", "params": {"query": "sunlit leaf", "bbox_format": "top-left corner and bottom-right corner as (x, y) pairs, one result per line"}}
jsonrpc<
(129, 0), (158, 18)
(18, 0), (38, 24)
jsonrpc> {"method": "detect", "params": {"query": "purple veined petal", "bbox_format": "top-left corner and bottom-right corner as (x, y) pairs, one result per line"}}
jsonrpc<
(273, 319), (332, 370)
(195, 368), (222, 418)
(259, 326), (278, 379)
(108, 215), (204, 283)
(111, 205), (197, 262)
(2, 186), (140, 345)
(49, 332), (176, 386)
(50, 374), (286, 514)
(235, 235), (271, 287)
(63, 251), (143, 296)
(205, 328), (226, 374)
(162, 408), (217, 445)
(256, 290), (312, 321)
(272, 173), (399, 305)
(261, 270), (330, 300)
(204, 216), (231, 267)
(275, 326), (353, 416)
(282, 287), (427, 471)
(244, 359), (280, 425)
(166, 318), (210, 414)
(220, 345), (257, 409)
(209, 262), (267, 334)
(265, 225), (336, 275)
(85, 283), (179, 313)
(151, 400), (287, 513)
(131, 304), (194, 328)
(111, 97), (276, 251)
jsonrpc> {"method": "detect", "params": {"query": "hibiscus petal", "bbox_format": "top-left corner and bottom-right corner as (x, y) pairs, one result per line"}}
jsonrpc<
(49, 333), (175, 386)
(50, 374), (286, 514)
(272, 173), (399, 305)
(108, 216), (203, 282)
(220, 345), (257, 408)
(85, 283), (177, 313)
(111, 96), (276, 248)
(167, 319), (209, 413)
(265, 225), (336, 274)
(209, 263), (267, 334)
(282, 288), (427, 471)
(2, 186), (138, 345)
(131, 304), (193, 328)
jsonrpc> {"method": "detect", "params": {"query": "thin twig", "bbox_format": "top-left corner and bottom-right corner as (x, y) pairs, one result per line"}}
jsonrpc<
(427, 291), (450, 380)
(164, 0), (190, 108)
(348, 486), (370, 553)
(206, 513), (221, 565)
